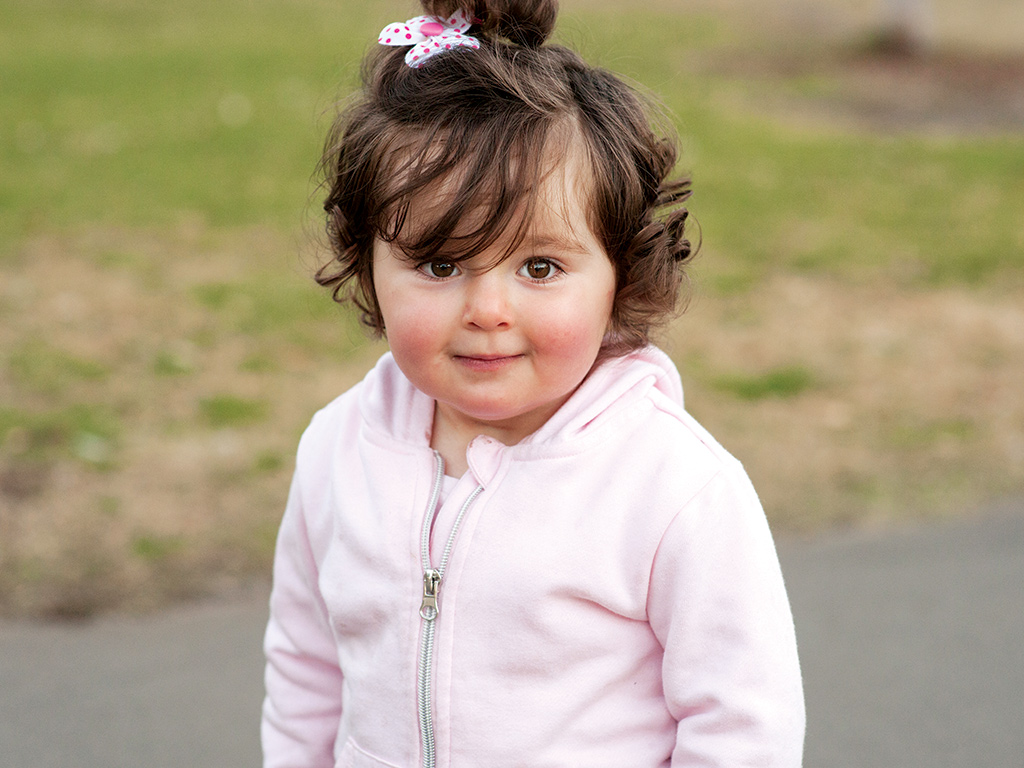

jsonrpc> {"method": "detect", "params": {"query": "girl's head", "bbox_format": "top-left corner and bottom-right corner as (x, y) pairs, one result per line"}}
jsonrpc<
(317, 0), (695, 358)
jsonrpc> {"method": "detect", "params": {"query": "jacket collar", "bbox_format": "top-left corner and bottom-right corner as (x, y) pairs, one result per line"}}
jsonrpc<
(359, 346), (684, 451)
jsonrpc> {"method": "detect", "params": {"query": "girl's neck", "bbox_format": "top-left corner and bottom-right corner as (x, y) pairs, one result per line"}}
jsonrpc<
(429, 400), (560, 477)
(430, 415), (472, 477)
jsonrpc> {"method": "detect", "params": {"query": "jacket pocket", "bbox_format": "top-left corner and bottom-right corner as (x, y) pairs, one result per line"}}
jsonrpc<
(335, 737), (403, 768)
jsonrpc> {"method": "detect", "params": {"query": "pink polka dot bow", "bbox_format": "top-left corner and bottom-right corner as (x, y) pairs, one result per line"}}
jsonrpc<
(378, 8), (481, 69)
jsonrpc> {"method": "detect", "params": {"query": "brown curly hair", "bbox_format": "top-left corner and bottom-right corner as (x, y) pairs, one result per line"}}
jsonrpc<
(316, 0), (695, 356)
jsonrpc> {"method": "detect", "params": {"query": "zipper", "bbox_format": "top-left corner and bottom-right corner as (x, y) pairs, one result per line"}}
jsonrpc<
(417, 452), (484, 768)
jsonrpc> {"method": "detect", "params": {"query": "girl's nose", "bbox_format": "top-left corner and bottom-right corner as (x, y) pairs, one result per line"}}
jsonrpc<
(463, 272), (513, 330)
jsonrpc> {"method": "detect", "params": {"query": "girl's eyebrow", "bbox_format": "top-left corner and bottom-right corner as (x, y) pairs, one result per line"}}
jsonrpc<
(521, 233), (591, 255)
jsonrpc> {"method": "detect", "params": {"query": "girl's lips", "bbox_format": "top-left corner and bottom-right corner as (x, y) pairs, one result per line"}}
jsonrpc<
(454, 354), (522, 372)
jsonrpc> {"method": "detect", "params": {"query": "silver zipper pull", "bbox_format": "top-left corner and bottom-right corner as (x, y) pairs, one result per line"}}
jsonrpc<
(420, 568), (441, 620)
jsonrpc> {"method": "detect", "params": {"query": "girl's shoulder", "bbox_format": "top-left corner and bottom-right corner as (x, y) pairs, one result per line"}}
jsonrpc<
(307, 381), (364, 437)
(596, 346), (743, 472)
(293, 377), (366, 471)
(638, 390), (751, 496)
(294, 352), (433, 466)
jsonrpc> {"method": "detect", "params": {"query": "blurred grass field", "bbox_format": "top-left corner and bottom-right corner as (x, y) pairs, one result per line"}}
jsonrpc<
(1, 0), (1022, 617)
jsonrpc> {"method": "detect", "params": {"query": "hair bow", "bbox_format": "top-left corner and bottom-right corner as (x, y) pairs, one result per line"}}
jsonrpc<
(378, 9), (481, 69)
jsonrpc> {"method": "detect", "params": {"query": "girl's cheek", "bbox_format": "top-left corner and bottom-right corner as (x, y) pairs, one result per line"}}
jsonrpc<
(387, 315), (428, 351)
(540, 324), (586, 354)
(386, 302), (444, 358)
(537, 303), (610, 351)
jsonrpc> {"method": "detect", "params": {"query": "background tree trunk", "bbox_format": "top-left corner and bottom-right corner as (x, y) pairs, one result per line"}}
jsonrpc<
(877, 0), (936, 55)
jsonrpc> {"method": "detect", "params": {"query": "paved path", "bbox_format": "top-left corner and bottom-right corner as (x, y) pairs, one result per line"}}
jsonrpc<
(0, 593), (268, 768)
(2, 502), (1022, 767)
(777, 500), (1024, 767)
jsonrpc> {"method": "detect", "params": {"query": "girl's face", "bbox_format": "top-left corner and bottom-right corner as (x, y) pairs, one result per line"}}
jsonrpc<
(372, 154), (616, 447)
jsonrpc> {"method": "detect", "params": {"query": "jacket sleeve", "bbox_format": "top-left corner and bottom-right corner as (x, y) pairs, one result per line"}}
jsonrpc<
(647, 459), (805, 767)
(262, 438), (344, 768)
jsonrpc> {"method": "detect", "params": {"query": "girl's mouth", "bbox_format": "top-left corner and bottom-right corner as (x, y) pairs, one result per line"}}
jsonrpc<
(454, 354), (522, 372)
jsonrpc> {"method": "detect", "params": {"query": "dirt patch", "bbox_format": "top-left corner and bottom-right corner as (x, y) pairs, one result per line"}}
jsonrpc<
(0, 225), (384, 617)
(619, 0), (1024, 56)
(702, 43), (1024, 135)
(666, 275), (1024, 529)
(2, 226), (1022, 616)
(571, 0), (1024, 135)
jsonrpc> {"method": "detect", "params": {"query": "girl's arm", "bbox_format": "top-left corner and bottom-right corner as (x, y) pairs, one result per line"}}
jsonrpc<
(648, 460), (805, 767)
(262, 463), (344, 768)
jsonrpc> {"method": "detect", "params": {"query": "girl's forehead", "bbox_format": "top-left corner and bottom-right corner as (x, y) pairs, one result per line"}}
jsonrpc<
(528, 154), (596, 240)
(403, 144), (596, 245)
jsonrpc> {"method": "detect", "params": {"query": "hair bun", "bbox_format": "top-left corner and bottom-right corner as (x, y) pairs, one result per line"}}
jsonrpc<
(421, 0), (557, 47)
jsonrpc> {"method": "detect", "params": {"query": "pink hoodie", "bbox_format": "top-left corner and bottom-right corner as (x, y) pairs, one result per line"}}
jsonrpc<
(262, 347), (805, 767)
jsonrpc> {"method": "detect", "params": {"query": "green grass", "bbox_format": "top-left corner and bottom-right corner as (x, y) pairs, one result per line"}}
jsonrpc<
(0, 403), (120, 466)
(8, 339), (109, 395)
(190, 272), (358, 351)
(885, 417), (975, 449)
(713, 365), (815, 401)
(564, 9), (1024, 289)
(693, 130), (1024, 287)
(199, 394), (269, 428)
(132, 534), (186, 563)
(0, 0), (383, 245)
(153, 349), (196, 376)
(2, 0), (1021, 286)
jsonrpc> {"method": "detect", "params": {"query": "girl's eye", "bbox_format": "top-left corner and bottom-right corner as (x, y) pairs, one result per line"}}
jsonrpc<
(419, 261), (459, 279)
(520, 259), (558, 281)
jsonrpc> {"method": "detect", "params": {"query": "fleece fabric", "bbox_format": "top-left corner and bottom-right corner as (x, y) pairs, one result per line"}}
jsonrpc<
(262, 347), (805, 767)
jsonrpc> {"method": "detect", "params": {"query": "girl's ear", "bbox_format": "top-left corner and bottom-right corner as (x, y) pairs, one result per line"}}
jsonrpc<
(603, 306), (618, 337)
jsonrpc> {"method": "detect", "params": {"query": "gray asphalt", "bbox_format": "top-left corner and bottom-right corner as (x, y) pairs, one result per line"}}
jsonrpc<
(1, 501), (1022, 768)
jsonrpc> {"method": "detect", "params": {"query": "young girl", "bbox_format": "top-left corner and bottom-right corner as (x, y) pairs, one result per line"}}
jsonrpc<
(262, 1), (805, 766)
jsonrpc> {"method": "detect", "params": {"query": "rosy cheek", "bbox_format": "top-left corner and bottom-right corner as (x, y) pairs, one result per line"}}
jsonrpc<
(383, 292), (450, 363)
(386, 312), (435, 359)
(532, 309), (605, 362)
